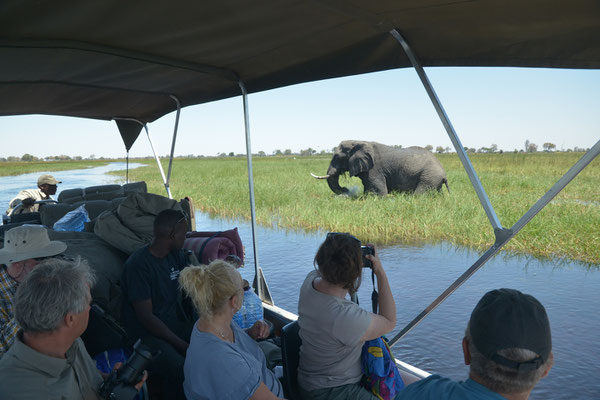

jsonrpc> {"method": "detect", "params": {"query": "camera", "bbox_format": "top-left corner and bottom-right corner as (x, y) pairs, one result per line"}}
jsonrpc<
(361, 245), (375, 268)
(98, 339), (158, 400)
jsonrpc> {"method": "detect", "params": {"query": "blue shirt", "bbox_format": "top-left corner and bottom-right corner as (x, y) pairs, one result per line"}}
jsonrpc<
(396, 375), (506, 400)
(184, 321), (283, 400)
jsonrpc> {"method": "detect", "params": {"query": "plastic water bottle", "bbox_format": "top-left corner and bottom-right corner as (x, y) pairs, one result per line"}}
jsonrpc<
(233, 288), (264, 329)
(53, 205), (91, 232)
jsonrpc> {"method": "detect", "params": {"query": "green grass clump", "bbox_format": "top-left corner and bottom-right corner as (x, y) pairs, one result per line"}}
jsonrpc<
(124, 152), (599, 264)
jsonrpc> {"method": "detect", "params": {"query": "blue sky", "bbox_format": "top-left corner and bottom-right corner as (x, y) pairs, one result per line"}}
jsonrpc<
(1, 67), (598, 158)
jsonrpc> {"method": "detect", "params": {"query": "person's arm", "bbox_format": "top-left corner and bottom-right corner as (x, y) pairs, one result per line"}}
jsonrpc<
(360, 249), (396, 341)
(249, 383), (286, 400)
(131, 299), (189, 354)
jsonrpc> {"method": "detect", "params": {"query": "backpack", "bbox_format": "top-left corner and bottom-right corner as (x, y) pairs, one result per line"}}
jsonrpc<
(361, 336), (405, 400)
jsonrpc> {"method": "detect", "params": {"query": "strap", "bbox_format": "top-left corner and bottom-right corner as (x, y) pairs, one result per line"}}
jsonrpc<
(371, 269), (378, 314)
(196, 231), (222, 262)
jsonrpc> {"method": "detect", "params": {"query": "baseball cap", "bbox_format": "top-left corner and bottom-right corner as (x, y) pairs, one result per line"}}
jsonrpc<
(37, 174), (61, 186)
(469, 288), (552, 372)
(0, 225), (67, 264)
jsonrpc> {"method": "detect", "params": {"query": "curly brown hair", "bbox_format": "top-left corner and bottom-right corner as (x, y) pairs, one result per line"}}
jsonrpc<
(314, 232), (363, 293)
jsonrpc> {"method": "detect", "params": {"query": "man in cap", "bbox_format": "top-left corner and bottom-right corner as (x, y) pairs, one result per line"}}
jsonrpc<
(397, 288), (553, 400)
(6, 174), (61, 215)
(0, 224), (67, 357)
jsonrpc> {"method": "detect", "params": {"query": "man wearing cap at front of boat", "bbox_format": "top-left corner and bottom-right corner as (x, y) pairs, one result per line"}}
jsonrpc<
(396, 288), (553, 400)
(0, 225), (67, 357)
(6, 174), (61, 215)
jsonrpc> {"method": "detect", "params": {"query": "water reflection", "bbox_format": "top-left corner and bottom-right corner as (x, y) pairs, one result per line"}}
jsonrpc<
(195, 213), (600, 400)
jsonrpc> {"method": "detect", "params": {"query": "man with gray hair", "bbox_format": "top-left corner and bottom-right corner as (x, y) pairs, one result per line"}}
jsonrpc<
(396, 288), (553, 400)
(0, 257), (103, 399)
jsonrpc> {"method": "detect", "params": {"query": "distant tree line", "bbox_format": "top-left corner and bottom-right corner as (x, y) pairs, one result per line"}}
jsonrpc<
(1, 141), (591, 161)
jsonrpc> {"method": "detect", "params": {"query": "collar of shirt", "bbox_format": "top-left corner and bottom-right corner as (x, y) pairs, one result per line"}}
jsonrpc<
(0, 265), (19, 297)
(464, 378), (507, 399)
(10, 332), (77, 378)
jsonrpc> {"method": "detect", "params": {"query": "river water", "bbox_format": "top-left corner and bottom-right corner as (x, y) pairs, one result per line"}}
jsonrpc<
(1, 164), (598, 399)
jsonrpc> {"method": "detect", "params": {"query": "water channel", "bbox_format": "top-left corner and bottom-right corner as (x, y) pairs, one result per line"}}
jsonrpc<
(1, 163), (598, 399)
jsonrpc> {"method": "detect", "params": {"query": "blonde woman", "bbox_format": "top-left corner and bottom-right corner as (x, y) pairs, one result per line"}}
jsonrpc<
(180, 260), (284, 400)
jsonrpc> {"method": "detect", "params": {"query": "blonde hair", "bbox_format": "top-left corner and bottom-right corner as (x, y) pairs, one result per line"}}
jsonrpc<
(179, 259), (243, 318)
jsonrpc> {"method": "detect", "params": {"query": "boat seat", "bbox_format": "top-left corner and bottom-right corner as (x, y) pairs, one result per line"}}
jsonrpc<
(281, 320), (302, 400)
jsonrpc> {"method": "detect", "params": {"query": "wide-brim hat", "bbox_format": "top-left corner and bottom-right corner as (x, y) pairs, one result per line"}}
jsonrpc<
(0, 225), (67, 264)
(37, 174), (61, 186)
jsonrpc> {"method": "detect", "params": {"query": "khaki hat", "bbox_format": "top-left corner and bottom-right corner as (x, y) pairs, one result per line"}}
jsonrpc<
(37, 174), (61, 186)
(0, 225), (67, 264)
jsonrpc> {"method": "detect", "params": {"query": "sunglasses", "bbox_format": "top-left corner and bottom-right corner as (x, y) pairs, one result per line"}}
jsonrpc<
(326, 232), (361, 245)
(169, 213), (188, 237)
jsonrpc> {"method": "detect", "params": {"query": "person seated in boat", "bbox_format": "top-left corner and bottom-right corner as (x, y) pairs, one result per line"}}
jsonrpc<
(396, 288), (553, 400)
(6, 174), (61, 215)
(120, 208), (194, 400)
(0, 224), (67, 358)
(297, 232), (397, 400)
(179, 259), (285, 400)
(0, 256), (146, 399)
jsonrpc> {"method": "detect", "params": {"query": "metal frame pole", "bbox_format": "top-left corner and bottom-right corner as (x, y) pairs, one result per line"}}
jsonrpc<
(390, 29), (504, 235)
(239, 81), (263, 300)
(389, 140), (600, 346)
(165, 95), (182, 194)
(144, 124), (172, 199)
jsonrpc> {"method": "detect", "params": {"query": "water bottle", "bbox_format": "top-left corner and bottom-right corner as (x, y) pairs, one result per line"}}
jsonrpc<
(233, 287), (264, 329)
(53, 205), (91, 232)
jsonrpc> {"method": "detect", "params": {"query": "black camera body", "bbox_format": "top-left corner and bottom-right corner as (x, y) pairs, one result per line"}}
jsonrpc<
(361, 245), (375, 268)
(98, 339), (157, 400)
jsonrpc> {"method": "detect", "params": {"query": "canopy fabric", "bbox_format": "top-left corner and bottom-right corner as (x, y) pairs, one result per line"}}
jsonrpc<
(115, 120), (144, 152)
(1, 0), (599, 123)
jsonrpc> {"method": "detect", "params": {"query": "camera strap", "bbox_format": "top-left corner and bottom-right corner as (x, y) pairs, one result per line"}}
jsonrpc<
(371, 269), (378, 314)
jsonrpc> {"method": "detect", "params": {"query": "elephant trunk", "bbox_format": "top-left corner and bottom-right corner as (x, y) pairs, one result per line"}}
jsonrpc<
(327, 173), (348, 195)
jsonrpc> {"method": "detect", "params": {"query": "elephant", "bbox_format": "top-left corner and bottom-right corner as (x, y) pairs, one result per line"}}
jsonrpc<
(312, 141), (449, 196)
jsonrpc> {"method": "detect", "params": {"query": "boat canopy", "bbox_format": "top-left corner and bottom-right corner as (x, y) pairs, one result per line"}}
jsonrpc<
(1, 0), (599, 125)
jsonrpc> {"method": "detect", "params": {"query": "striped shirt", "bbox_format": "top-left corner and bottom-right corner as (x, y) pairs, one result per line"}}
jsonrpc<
(0, 266), (19, 358)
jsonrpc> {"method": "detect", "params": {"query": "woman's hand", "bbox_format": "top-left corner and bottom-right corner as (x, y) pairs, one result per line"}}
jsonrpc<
(365, 245), (383, 275)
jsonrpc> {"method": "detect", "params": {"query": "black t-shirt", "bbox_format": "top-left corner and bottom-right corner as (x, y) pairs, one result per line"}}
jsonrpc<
(121, 245), (187, 340)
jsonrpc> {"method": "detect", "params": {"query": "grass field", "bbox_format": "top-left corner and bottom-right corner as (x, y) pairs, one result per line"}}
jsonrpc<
(122, 152), (600, 264)
(0, 159), (116, 176)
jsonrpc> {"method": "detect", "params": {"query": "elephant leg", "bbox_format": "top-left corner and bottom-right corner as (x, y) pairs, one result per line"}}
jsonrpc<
(414, 181), (434, 194)
(361, 175), (388, 195)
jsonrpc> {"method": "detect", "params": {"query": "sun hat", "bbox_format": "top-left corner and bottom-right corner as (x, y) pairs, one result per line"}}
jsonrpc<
(0, 225), (67, 264)
(469, 288), (552, 372)
(37, 174), (61, 186)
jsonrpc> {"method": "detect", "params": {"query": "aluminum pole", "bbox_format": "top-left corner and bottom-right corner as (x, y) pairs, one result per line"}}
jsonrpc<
(390, 140), (600, 346)
(239, 81), (263, 300)
(144, 124), (172, 199)
(165, 95), (182, 195)
(390, 29), (503, 234)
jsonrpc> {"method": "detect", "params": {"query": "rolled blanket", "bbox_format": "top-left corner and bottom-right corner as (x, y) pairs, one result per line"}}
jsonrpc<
(184, 228), (244, 265)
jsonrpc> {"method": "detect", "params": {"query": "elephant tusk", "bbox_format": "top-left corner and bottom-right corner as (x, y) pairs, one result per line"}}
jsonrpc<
(310, 173), (330, 179)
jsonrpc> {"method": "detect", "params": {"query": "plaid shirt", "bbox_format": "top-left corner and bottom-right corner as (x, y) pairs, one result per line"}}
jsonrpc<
(0, 265), (19, 358)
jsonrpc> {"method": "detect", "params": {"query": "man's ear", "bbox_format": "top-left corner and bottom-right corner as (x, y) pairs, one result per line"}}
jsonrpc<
(541, 352), (554, 379)
(462, 337), (471, 365)
(64, 312), (76, 329)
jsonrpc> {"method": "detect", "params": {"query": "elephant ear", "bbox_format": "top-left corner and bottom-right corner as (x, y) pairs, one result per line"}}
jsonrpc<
(348, 142), (374, 176)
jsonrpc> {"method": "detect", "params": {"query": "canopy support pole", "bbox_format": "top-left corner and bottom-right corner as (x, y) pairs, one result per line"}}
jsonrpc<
(165, 95), (182, 197)
(387, 27), (600, 346)
(390, 29), (504, 235)
(126, 150), (129, 183)
(239, 81), (274, 305)
(389, 140), (600, 346)
(145, 124), (172, 199)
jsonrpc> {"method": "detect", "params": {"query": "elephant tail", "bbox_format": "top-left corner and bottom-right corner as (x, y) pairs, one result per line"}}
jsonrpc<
(443, 179), (450, 193)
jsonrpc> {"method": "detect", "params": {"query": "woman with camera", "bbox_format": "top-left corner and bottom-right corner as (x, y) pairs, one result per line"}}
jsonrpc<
(297, 232), (397, 400)
(179, 260), (284, 400)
